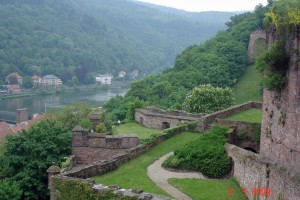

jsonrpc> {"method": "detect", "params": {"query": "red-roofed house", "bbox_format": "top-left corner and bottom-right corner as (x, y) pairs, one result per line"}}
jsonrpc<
(0, 114), (43, 141)
(6, 72), (22, 85)
(7, 85), (21, 93)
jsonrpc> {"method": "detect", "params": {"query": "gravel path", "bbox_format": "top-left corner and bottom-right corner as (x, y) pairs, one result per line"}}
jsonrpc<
(147, 152), (206, 200)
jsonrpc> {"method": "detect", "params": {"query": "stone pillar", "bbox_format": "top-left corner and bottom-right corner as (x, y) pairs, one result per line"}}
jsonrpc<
(47, 164), (61, 200)
(72, 125), (89, 147)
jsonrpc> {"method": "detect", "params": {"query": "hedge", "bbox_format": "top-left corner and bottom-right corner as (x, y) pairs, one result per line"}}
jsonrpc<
(163, 126), (232, 178)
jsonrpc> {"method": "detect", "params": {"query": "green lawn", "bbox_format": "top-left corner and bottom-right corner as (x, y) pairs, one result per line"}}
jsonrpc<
(225, 108), (262, 123)
(114, 122), (163, 139)
(168, 178), (247, 200)
(93, 132), (202, 197)
(233, 65), (263, 104)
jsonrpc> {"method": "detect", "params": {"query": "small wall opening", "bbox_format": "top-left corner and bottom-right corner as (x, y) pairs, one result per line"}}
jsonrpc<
(254, 38), (267, 58)
(244, 147), (258, 153)
(139, 117), (144, 124)
(162, 122), (170, 129)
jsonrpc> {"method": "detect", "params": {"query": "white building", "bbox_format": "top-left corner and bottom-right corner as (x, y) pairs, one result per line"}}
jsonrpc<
(41, 75), (62, 87)
(96, 74), (113, 85)
(118, 71), (126, 78)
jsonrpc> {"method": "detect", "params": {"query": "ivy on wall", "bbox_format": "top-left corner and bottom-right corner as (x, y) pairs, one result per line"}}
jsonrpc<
(255, 41), (290, 91)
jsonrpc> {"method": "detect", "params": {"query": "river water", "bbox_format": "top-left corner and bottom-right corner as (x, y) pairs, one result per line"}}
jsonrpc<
(0, 87), (127, 122)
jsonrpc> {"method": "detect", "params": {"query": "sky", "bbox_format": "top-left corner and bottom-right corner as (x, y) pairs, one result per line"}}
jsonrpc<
(136, 0), (269, 12)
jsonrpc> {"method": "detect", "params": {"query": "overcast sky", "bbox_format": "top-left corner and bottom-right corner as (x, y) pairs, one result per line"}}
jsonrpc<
(135, 0), (269, 12)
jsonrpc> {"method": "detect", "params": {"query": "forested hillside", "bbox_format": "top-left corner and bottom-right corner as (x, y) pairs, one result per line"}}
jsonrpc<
(0, 0), (233, 84)
(104, 3), (270, 122)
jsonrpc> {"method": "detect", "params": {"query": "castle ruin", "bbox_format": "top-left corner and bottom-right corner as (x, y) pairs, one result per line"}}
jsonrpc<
(226, 29), (300, 200)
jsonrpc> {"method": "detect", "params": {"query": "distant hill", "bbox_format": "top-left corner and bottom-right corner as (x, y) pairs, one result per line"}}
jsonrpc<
(0, 0), (234, 83)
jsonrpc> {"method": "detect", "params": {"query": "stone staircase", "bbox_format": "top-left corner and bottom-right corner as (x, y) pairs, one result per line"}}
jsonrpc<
(205, 124), (215, 132)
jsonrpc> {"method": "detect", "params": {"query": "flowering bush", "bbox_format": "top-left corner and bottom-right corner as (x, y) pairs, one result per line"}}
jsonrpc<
(183, 84), (233, 114)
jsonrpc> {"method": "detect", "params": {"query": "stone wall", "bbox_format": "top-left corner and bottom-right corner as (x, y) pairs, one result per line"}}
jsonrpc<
(225, 144), (300, 200)
(196, 101), (262, 131)
(50, 175), (171, 200)
(135, 108), (203, 129)
(216, 119), (261, 152)
(248, 30), (267, 62)
(48, 127), (185, 200)
(66, 134), (167, 179)
(260, 28), (300, 173)
(72, 126), (140, 164)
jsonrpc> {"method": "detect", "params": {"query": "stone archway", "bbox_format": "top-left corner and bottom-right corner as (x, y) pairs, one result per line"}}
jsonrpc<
(139, 117), (144, 124)
(162, 122), (170, 129)
(254, 37), (267, 58)
(248, 30), (267, 62)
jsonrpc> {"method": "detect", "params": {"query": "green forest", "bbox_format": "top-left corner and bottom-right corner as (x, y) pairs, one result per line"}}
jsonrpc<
(0, 0), (233, 84)
(104, 3), (270, 122)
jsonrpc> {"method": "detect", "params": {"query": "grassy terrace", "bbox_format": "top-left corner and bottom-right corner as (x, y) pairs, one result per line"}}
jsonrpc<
(169, 178), (247, 200)
(114, 122), (163, 139)
(225, 108), (262, 123)
(94, 132), (202, 197)
(233, 65), (262, 104)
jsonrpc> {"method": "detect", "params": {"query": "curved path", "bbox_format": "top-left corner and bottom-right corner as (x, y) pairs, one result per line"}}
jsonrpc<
(147, 152), (206, 200)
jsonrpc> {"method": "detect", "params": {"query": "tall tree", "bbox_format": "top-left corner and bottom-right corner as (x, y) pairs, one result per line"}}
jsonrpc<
(1, 119), (72, 200)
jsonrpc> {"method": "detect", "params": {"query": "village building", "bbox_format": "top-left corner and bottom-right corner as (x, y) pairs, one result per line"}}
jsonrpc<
(7, 85), (21, 93)
(130, 69), (139, 79)
(0, 109), (42, 140)
(95, 74), (113, 85)
(6, 72), (22, 85)
(41, 75), (62, 87)
(118, 70), (126, 78)
(31, 75), (41, 85)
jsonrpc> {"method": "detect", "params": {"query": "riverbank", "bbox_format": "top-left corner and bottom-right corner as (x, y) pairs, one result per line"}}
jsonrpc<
(0, 83), (129, 100)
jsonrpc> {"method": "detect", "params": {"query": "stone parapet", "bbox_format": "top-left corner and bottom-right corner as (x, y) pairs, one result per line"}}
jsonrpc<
(225, 143), (300, 200)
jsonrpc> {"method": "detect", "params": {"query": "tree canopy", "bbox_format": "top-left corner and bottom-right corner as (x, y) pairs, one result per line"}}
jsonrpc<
(1, 119), (72, 199)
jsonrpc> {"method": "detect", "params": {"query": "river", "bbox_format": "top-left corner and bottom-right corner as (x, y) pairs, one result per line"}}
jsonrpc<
(0, 87), (128, 122)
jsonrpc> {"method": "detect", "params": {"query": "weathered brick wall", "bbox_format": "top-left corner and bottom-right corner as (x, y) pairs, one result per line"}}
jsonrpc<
(225, 144), (300, 200)
(260, 29), (300, 173)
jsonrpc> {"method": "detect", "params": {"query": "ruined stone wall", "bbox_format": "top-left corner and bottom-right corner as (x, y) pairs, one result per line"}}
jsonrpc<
(135, 110), (181, 129)
(260, 29), (300, 173)
(50, 175), (171, 200)
(135, 108), (202, 129)
(196, 101), (262, 131)
(248, 30), (267, 62)
(72, 126), (140, 164)
(225, 144), (300, 200)
(67, 134), (167, 179)
(216, 119), (261, 152)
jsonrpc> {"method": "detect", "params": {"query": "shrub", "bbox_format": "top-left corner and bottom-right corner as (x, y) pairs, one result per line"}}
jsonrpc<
(0, 179), (22, 200)
(255, 38), (290, 91)
(163, 125), (187, 138)
(183, 84), (233, 114)
(163, 126), (232, 178)
(96, 123), (106, 133)
(186, 121), (198, 132)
